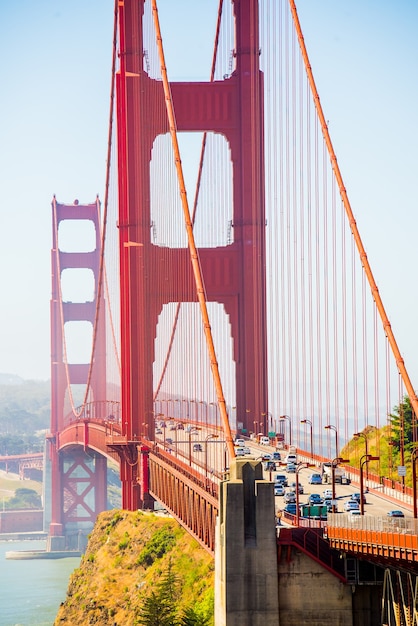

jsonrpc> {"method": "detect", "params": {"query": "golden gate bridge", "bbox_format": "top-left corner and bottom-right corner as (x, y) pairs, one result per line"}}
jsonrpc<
(46, 1), (418, 620)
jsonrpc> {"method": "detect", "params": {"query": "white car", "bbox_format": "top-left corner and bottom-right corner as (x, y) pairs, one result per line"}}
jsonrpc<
(274, 484), (285, 496)
(344, 500), (359, 512)
(243, 446), (251, 455)
(236, 447), (245, 457)
(323, 489), (333, 500)
(235, 438), (245, 447)
(285, 454), (297, 464)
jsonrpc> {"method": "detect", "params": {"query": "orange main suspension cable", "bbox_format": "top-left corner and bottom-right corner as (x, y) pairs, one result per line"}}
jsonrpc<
(151, 0), (235, 460)
(289, 0), (418, 417)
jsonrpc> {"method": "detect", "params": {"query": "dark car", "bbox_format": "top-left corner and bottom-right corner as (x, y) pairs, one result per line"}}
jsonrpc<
(165, 437), (173, 445)
(193, 443), (202, 452)
(274, 474), (288, 487)
(350, 492), (366, 504)
(283, 503), (297, 515)
(272, 452), (282, 462)
(323, 498), (334, 512)
(387, 510), (404, 518)
(308, 493), (323, 505)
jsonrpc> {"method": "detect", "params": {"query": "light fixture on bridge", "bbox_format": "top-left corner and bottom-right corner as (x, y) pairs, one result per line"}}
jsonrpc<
(300, 419), (314, 461)
(279, 415), (292, 446)
(359, 454), (379, 515)
(324, 424), (338, 458)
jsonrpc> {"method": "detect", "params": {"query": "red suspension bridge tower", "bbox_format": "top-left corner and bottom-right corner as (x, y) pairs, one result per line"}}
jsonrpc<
(48, 198), (108, 544)
(115, 0), (268, 510)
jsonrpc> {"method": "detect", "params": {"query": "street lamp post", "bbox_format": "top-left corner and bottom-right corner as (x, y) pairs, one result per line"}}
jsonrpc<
(162, 423), (167, 450)
(280, 415), (292, 446)
(188, 428), (202, 466)
(330, 457), (349, 513)
(359, 454), (380, 515)
(324, 424), (338, 458)
(354, 431), (369, 479)
(301, 419), (314, 460)
(412, 448), (418, 519)
(205, 434), (219, 478)
(261, 412), (273, 437)
(295, 463), (309, 526)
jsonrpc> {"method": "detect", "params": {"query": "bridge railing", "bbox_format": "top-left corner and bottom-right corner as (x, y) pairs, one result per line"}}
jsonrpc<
(327, 512), (418, 535)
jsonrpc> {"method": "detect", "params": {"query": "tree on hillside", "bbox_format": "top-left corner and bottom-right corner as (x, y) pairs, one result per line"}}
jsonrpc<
(389, 395), (416, 454)
(5, 488), (42, 510)
(179, 606), (210, 626)
(137, 558), (180, 626)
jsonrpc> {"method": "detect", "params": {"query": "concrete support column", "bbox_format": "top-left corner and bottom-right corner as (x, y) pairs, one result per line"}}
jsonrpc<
(215, 458), (279, 625)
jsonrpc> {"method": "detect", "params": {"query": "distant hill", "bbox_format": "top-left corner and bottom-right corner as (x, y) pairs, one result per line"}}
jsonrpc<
(0, 373), (26, 385)
(0, 378), (50, 452)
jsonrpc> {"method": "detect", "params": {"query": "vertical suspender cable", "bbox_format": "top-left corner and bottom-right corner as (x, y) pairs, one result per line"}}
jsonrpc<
(151, 0), (235, 460)
(289, 0), (418, 419)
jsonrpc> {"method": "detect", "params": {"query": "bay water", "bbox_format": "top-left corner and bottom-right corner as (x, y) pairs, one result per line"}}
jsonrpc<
(0, 540), (80, 626)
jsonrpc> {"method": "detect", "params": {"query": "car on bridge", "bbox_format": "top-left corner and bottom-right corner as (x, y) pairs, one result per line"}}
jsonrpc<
(350, 492), (366, 504)
(272, 451), (282, 462)
(308, 493), (323, 505)
(387, 510), (404, 518)
(289, 481), (304, 494)
(344, 500), (360, 512)
(308, 473), (322, 485)
(274, 484), (285, 496)
(286, 463), (297, 473)
(284, 491), (297, 504)
(165, 437), (173, 445)
(264, 460), (276, 471)
(193, 443), (202, 452)
(323, 489), (333, 500)
(235, 438), (245, 447)
(285, 453), (297, 464)
(323, 498), (334, 512)
(274, 474), (288, 487)
(283, 503), (297, 515)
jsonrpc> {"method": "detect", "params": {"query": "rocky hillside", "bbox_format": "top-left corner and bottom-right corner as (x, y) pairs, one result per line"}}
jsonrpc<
(54, 509), (214, 625)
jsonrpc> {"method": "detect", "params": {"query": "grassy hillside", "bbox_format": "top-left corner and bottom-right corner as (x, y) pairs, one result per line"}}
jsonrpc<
(54, 510), (215, 626)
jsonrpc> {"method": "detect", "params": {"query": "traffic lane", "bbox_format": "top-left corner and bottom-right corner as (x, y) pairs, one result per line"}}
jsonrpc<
(268, 465), (412, 518)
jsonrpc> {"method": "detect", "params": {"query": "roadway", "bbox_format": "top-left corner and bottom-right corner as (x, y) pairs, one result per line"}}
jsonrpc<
(251, 442), (412, 522)
(153, 423), (412, 521)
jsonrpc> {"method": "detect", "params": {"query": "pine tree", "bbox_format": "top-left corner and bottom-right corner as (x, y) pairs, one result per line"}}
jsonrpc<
(178, 606), (210, 626)
(136, 590), (177, 626)
(136, 559), (180, 626)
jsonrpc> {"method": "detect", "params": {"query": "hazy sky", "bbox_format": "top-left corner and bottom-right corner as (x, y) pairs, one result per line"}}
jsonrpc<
(0, 1), (417, 384)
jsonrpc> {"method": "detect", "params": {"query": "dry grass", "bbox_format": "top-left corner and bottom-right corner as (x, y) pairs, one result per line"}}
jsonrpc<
(54, 509), (214, 625)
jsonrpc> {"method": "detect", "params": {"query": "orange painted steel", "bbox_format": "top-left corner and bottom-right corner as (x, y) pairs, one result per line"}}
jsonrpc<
(151, 0), (235, 463)
(56, 418), (220, 553)
(148, 448), (219, 554)
(289, 0), (418, 419)
(327, 526), (418, 565)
